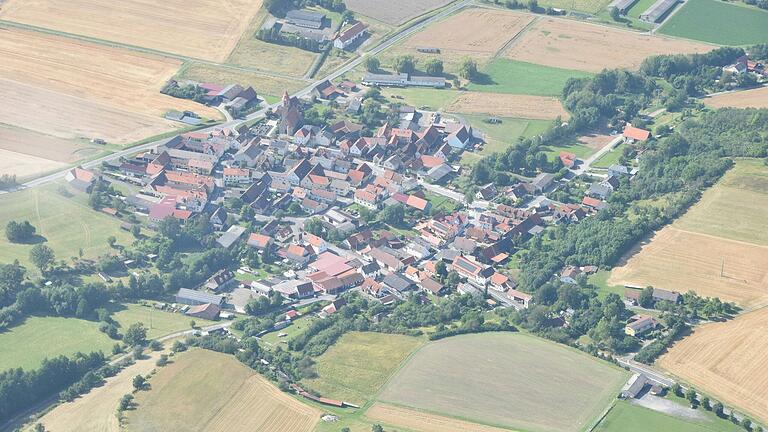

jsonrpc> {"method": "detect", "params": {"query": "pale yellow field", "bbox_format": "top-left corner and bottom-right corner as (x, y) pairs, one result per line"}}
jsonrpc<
(659, 307), (768, 423)
(505, 18), (714, 73)
(609, 227), (768, 309)
(704, 87), (768, 109)
(0, 0), (263, 62)
(366, 403), (514, 432)
(0, 125), (95, 163)
(0, 28), (220, 144)
(0, 148), (67, 180)
(445, 92), (570, 120)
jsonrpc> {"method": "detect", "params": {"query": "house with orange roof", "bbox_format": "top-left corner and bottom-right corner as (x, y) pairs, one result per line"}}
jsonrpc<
(623, 124), (651, 143)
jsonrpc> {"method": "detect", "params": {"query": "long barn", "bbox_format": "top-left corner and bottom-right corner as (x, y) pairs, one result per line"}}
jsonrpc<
(640, 0), (680, 22)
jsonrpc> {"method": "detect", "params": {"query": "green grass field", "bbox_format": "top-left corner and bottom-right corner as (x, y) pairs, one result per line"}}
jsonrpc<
(660, 0), (768, 45)
(467, 59), (592, 97)
(383, 87), (460, 111)
(302, 332), (423, 405)
(674, 159), (768, 245)
(592, 144), (625, 168)
(0, 183), (133, 270)
(111, 303), (210, 339)
(589, 270), (626, 300)
(537, 0), (614, 13)
(422, 190), (461, 213)
(462, 114), (553, 155)
(379, 332), (629, 432)
(0, 316), (114, 371)
(595, 401), (743, 432)
(260, 315), (318, 348)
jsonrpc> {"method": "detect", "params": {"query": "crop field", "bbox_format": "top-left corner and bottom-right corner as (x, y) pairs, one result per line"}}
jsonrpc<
(504, 18), (713, 73)
(378, 332), (629, 432)
(366, 403), (514, 432)
(302, 332), (423, 405)
(0, 316), (114, 372)
(658, 307), (768, 424)
(126, 349), (319, 432)
(0, 0), (263, 61)
(0, 183), (134, 270)
(610, 160), (768, 308)
(446, 92), (569, 120)
(0, 28), (219, 145)
(594, 401), (742, 432)
(346, 0), (453, 25)
(659, 0), (768, 45)
(704, 87), (768, 109)
(467, 59), (592, 96)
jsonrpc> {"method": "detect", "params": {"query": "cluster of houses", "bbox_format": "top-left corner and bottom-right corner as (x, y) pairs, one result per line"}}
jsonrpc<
(264, 9), (368, 51)
(162, 78), (261, 114)
(722, 54), (768, 79)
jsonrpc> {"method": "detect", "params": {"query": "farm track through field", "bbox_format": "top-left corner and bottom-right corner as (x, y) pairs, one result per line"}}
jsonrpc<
(492, 15), (540, 59)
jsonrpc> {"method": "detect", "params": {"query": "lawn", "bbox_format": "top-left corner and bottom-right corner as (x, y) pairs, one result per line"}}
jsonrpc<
(125, 349), (319, 432)
(422, 190), (461, 213)
(589, 270), (626, 300)
(0, 316), (114, 372)
(111, 303), (210, 339)
(595, 401), (743, 432)
(659, 0), (768, 45)
(0, 183), (133, 270)
(260, 315), (318, 348)
(461, 114), (553, 156)
(467, 59), (592, 97)
(379, 332), (629, 432)
(383, 87), (460, 111)
(592, 143), (625, 168)
(302, 331), (424, 405)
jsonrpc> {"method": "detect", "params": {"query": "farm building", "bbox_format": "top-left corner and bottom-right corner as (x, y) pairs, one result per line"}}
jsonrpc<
(176, 288), (224, 307)
(640, 0), (680, 23)
(608, 0), (639, 14)
(620, 373), (648, 399)
(362, 73), (445, 88)
(285, 10), (326, 29)
(334, 22), (367, 50)
(185, 303), (221, 321)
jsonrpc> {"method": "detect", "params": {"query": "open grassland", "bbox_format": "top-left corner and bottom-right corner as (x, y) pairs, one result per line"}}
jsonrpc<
(458, 114), (552, 155)
(673, 159), (768, 245)
(346, 0), (453, 25)
(380, 9), (533, 71)
(446, 92), (569, 119)
(126, 349), (319, 432)
(609, 227), (768, 308)
(384, 88), (460, 110)
(302, 332), (423, 405)
(505, 18), (713, 73)
(0, 183), (134, 269)
(467, 59), (592, 96)
(535, 0), (612, 14)
(595, 401), (742, 432)
(659, 0), (768, 45)
(0, 317), (113, 372)
(112, 303), (211, 339)
(176, 62), (306, 100)
(659, 307), (768, 424)
(0, 28), (219, 144)
(704, 87), (768, 109)
(379, 332), (629, 432)
(366, 403), (515, 432)
(35, 345), (173, 432)
(0, 0), (263, 61)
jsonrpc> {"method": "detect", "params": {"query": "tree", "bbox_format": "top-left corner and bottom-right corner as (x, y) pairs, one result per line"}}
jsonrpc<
(639, 286), (654, 308)
(190, 320), (197, 329)
(685, 387), (697, 405)
(458, 57), (478, 81)
(379, 204), (405, 226)
(527, 0), (538, 11)
(445, 271), (462, 289)
(29, 244), (55, 272)
(130, 224), (141, 238)
(435, 261), (448, 278)
(6, 220), (36, 243)
(701, 396), (711, 410)
(671, 383), (682, 397)
(107, 236), (117, 248)
(132, 375), (147, 391)
(364, 56), (380, 72)
(424, 58), (444, 76)
(714, 401), (725, 417)
(172, 340), (187, 352)
(156, 354), (168, 367)
(392, 55), (416, 74)
(609, 6), (621, 20)
(741, 418), (752, 431)
(372, 425), (384, 432)
(118, 394), (134, 411)
(124, 323), (147, 347)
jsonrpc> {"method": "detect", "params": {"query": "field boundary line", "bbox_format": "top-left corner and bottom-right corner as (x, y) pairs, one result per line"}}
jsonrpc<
(494, 15), (541, 59)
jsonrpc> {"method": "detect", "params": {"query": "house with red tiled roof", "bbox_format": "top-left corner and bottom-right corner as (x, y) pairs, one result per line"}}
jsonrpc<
(247, 233), (273, 250)
(623, 124), (651, 143)
(65, 167), (98, 192)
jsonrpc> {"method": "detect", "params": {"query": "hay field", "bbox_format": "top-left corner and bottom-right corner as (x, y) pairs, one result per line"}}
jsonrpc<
(446, 92), (570, 120)
(126, 349), (319, 432)
(0, 28), (220, 144)
(302, 332), (423, 405)
(505, 18), (713, 73)
(366, 404), (513, 432)
(379, 332), (629, 432)
(346, 0), (453, 25)
(658, 307), (768, 423)
(704, 87), (768, 109)
(0, 0), (263, 61)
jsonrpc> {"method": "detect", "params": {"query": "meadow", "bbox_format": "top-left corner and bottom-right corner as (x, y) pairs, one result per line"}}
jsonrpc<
(459, 114), (552, 155)
(467, 59), (592, 97)
(378, 332), (629, 432)
(659, 0), (768, 45)
(346, 0), (453, 25)
(125, 349), (319, 432)
(302, 331), (423, 405)
(594, 401), (743, 432)
(383, 87), (461, 111)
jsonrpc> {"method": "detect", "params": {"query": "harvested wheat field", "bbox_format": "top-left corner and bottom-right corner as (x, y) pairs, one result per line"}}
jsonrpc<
(125, 349), (319, 432)
(446, 92), (569, 120)
(0, 0), (263, 61)
(346, 0), (453, 25)
(658, 307), (768, 423)
(0, 149), (67, 180)
(704, 87), (768, 109)
(366, 403), (513, 432)
(609, 227), (768, 309)
(0, 126), (95, 163)
(505, 18), (713, 73)
(0, 28), (219, 144)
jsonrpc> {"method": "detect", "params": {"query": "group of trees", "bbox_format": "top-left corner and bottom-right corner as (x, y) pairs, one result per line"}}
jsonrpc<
(265, 0), (345, 15)
(163, 83), (208, 104)
(256, 26), (324, 53)
(5, 220), (37, 243)
(0, 174), (17, 189)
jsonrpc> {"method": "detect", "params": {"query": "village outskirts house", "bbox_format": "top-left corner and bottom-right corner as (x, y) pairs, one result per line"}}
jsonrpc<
(334, 21), (367, 50)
